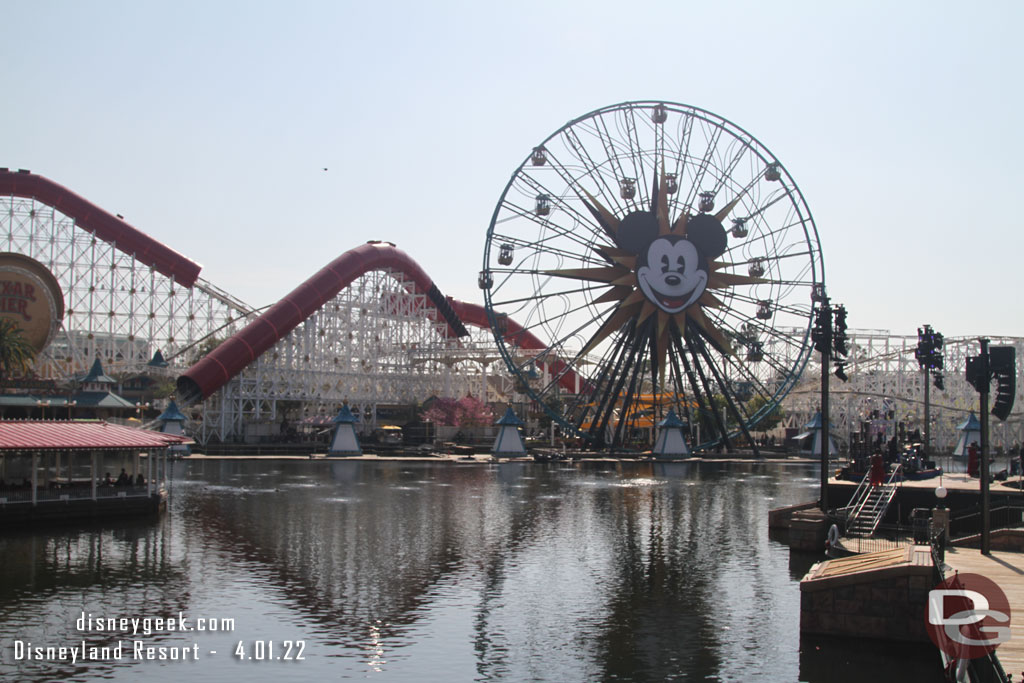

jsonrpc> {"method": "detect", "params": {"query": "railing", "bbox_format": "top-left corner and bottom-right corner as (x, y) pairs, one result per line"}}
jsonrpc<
(842, 465), (902, 536)
(837, 470), (871, 518)
(832, 529), (908, 554)
(949, 499), (1024, 540)
(930, 528), (1009, 682)
(0, 485), (156, 505)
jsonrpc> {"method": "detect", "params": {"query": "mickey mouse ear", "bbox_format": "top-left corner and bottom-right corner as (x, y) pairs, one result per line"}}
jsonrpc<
(685, 214), (727, 259)
(614, 211), (659, 255)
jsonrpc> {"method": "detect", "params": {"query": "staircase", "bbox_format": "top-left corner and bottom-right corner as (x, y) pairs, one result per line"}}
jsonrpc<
(842, 465), (902, 537)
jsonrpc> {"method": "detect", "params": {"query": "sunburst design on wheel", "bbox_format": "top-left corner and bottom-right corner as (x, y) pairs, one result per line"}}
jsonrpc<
(481, 101), (824, 450)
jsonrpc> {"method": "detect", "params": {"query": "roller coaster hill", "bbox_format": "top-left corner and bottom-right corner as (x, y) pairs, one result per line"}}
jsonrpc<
(0, 168), (543, 448)
(1, 167), (1022, 453)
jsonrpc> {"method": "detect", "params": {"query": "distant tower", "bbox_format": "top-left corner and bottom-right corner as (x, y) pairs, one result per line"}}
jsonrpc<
(953, 413), (982, 457)
(156, 400), (191, 456)
(491, 407), (526, 457)
(798, 412), (837, 456)
(653, 409), (690, 459)
(79, 357), (118, 392)
(328, 405), (362, 456)
(147, 350), (169, 368)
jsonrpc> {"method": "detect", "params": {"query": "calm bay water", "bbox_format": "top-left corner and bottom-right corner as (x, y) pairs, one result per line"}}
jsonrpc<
(0, 459), (940, 681)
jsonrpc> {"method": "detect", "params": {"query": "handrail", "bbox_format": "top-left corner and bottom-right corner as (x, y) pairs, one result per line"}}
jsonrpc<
(932, 553), (1010, 682)
(839, 470), (870, 514)
(843, 464), (903, 536)
(851, 464), (902, 522)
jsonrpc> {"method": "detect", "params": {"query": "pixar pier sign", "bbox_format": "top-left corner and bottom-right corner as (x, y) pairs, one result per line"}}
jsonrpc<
(0, 253), (64, 353)
(0, 279), (41, 321)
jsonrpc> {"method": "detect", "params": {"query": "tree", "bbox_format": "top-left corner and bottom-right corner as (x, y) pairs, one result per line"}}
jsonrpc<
(0, 319), (36, 380)
(746, 394), (784, 432)
(421, 395), (493, 427)
(421, 397), (459, 425)
(188, 335), (223, 365)
(453, 395), (493, 427)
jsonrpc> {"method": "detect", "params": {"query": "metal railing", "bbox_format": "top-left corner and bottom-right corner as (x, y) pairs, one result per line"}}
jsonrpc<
(0, 485), (156, 505)
(930, 528), (1009, 682)
(948, 499), (1024, 540)
(842, 465), (903, 536)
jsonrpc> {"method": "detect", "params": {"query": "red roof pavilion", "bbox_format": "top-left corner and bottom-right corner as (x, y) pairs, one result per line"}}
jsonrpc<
(0, 421), (189, 451)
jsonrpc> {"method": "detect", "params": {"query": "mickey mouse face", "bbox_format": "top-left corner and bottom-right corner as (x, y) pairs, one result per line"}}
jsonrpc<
(615, 211), (728, 316)
(637, 236), (706, 314)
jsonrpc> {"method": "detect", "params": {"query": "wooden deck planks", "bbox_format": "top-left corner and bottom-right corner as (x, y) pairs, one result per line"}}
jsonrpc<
(943, 547), (1024, 678)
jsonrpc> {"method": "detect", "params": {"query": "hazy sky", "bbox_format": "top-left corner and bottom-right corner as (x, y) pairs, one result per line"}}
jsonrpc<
(3, 0), (1021, 339)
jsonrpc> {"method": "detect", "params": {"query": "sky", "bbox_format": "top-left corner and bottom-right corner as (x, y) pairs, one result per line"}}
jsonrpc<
(2, 0), (1022, 340)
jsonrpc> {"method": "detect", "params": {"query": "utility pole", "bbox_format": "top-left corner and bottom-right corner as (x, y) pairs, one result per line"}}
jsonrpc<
(819, 299), (831, 513)
(980, 339), (991, 556)
(915, 325), (944, 456)
(966, 339), (1015, 557)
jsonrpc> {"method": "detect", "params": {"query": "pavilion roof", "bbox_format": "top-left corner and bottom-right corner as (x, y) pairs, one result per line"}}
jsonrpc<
(0, 420), (189, 451)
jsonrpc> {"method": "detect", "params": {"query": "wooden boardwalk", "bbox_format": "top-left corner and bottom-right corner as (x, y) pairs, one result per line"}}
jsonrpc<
(943, 547), (1024, 678)
(830, 470), (1024, 496)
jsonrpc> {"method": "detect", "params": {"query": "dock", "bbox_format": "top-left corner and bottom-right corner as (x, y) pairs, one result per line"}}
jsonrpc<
(829, 470), (1024, 497)
(943, 547), (1024, 678)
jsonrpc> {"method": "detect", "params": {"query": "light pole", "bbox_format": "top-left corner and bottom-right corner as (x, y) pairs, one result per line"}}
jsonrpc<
(811, 293), (849, 513)
(915, 325), (944, 456)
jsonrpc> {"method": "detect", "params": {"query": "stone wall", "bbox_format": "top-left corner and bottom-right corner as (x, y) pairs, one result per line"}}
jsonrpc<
(789, 507), (829, 552)
(767, 500), (819, 529)
(801, 555), (934, 643)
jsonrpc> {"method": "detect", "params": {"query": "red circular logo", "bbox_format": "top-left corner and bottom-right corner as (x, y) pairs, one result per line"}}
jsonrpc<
(926, 572), (1012, 660)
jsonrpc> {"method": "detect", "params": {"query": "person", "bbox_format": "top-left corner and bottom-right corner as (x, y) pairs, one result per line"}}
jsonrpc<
(103, 472), (114, 487)
(967, 441), (980, 478)
(115, 469), (129, 486)
(869, 449), (885, 486)
(135, 473), (145, 486)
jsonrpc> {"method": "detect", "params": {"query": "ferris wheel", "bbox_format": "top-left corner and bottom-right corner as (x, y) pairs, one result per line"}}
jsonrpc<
(480, 101), (825, 450)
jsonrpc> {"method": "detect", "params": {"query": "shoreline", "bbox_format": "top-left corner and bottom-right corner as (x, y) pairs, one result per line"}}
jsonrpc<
(182, 451), (821, 464)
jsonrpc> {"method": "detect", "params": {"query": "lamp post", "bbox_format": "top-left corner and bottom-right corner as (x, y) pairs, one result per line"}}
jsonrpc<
(934, 484), (948, 562)
(916, 325), (944, 456)
(812, 295), (832, 512)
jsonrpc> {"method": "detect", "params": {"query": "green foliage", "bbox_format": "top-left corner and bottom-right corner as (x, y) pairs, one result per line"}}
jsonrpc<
(746, 394), (784, 432)
(149, 378), (177, 400)
(537, 395), (564, 430)
(189, 335), (223, 365)
(0, 319), (36, 379)
(276, 400), (304, 420)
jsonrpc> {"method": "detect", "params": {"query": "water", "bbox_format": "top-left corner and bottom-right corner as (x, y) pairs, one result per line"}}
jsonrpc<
(0, 459), (939, 681)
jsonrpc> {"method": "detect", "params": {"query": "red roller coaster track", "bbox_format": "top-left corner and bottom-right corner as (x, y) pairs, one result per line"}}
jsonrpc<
(177, 241), (473, 402)
(2, 168), (581, 403)
(0, 168), (202, 287)
(178, 244), (581, 402)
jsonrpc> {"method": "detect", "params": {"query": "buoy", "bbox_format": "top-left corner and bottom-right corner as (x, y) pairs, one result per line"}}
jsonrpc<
(826, 524), (840, 548)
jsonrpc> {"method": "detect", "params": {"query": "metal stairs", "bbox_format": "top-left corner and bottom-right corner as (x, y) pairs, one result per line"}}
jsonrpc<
(841, 465), (902, 537)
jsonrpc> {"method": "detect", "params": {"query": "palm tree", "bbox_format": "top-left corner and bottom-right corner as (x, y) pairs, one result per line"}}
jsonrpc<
(0, 319), (36, 381)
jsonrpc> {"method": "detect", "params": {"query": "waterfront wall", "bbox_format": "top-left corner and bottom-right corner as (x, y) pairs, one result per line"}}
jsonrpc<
(0, 492), (164, 524)
(800, 552), (933, 643)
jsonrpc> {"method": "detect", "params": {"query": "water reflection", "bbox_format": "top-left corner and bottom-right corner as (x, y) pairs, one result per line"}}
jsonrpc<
(0, 458), (923, 682)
